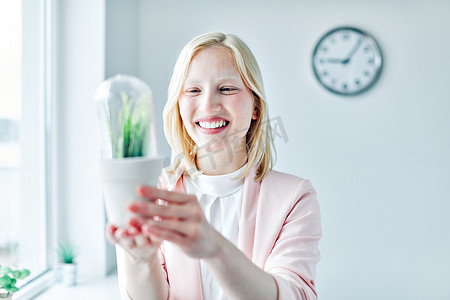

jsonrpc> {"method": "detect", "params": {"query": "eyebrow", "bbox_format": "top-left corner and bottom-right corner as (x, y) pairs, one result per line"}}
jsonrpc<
(184, 76), (242, 86)
(217, 76), (242, 84)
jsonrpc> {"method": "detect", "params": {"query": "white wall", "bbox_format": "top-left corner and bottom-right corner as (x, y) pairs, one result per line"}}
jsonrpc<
(48, 0), (450, 296)
(117, 0), (448, 299)
(105, 0), (139, 79)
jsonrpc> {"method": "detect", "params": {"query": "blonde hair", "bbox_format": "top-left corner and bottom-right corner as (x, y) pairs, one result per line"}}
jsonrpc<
(163, 32), (275, 181)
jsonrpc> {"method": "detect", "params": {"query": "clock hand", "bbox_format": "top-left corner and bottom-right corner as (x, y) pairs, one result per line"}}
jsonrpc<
(326, 58), (346, 63)
(325, 38), (363, 65)
(344, 37), (363, 63)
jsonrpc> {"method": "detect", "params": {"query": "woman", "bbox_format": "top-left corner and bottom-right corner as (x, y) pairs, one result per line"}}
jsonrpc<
(106, 32), (322, 300)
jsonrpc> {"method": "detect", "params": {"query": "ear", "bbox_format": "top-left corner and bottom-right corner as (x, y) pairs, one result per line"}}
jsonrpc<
(252, 106), (258, 120)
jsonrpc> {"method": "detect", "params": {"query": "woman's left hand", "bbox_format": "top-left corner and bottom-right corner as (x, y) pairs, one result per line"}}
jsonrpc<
(128, 185), (222, 259)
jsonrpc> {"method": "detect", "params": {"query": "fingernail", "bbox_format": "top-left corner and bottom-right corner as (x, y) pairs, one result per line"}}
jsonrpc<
(136, 185), (146, 196)
(128, 203), (139, 211)
(129, 218), (140, 227)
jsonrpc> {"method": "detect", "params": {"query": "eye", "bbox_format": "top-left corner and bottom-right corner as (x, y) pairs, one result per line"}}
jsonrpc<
(185, 88), (201, 95)
(220, 86), (238, 94)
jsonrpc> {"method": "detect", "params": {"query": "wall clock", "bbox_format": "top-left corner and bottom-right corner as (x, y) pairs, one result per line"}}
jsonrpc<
(312, 27), (383, 96)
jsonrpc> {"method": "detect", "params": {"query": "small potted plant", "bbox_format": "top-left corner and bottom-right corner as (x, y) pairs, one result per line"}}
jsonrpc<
(56, 241), (77, 286)
(94, 75), (163, 227)
(0, 264), (30, 299)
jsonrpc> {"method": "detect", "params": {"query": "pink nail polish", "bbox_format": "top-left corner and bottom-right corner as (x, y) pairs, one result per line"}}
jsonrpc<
(128, 203), (138, 211)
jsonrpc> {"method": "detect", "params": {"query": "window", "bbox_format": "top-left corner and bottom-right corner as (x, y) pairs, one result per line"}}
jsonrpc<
(0, 0), (25, 266)
(0, 0), (55, 297)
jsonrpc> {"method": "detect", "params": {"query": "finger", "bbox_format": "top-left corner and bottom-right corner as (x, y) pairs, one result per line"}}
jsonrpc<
(147, 219), (196, 236)
(105, 224), (118, 244)
(129, 217), (168, 245)
(128, 201), (192, 219)
(144, 223), (186, 246)
(117, 236), (135, 249)
(141, 224), (164, 244)
(129, 217), (146, 230)
(106, 223), (118, 234)
(109, 227), (156, 261)
(137, 185), (197, 204)
(128, 226), (140, 235)
(134, 234), (152, 248)
(115, 228), (136, 248)
(130, 217), (162, 231)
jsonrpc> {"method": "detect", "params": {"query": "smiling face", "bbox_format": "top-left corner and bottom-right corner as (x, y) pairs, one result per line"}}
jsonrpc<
(178, 46), (257, 158)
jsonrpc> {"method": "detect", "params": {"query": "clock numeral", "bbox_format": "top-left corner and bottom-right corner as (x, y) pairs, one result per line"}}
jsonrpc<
(331, 78), (337, 85)
(342, 33), (350, 41)
(368, 57), (375, 65)
(355, 79), (361, 86)
(321, 46), (328, 53)
(363, 46), (370, 53)
(342, 83), (348, 90)
(322, 70), (329, 77)
(364, 70), (370, 77)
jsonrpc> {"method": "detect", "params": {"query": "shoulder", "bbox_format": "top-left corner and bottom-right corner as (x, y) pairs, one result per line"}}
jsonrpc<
(263, 169), (305, 183)
(262, 169), (315, 193)
(259, 169), (317, 207)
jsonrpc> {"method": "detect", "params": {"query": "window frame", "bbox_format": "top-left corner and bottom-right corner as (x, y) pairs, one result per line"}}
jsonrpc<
(13, 0), (57, 298)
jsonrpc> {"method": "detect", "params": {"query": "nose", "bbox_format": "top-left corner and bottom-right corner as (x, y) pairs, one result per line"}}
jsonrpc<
(199, 89), (221, 114)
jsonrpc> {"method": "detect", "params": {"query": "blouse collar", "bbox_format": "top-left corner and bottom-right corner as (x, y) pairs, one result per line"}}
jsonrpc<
(190, 164), (246, 197)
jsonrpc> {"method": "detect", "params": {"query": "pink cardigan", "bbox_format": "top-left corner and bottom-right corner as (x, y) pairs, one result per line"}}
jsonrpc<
(157, 166), (322, 300)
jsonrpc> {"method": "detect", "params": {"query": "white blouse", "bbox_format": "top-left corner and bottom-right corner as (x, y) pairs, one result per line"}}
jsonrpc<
(183, 165), (246, 300)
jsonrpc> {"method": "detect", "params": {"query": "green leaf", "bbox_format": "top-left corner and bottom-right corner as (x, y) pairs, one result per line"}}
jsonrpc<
(20, 269), (30, 279)
(0, 275), (12, 286)
(0, 266), (30, 294)
(4, 284), (19, 293)
(115, 91), (151, 158)
(56, 241), (77, 263)
(0, 266), (12, 276)
(11, 270), (20, 279)
(15, 269), (30, 280)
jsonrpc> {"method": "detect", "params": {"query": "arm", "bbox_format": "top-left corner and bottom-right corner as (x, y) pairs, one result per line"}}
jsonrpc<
(105, 223), (169, 300)
(105, 172), (176, 300)
(132, 186), (277, 300)
(264, 179), (322, 300)
(111, 177), (320, 299)
(120, 247), (168, 300)
(203, 233), (278, 300)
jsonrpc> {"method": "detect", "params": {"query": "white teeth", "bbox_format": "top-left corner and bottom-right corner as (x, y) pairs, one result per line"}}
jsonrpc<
(198, 120), (227, 129)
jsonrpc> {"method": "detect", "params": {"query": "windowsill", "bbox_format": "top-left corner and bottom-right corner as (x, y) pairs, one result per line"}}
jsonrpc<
(32, 272), (120, 300)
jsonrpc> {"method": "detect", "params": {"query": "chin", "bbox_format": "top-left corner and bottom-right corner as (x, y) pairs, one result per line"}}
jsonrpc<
(195, 139), (230, 153)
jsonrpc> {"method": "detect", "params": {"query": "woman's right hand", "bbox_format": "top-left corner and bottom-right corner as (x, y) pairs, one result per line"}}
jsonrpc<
(106, 219), (170, 300)
(105, 218), (163, 262)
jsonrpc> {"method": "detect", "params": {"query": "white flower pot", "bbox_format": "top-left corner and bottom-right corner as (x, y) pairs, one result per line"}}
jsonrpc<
(58, 263), (77, 286)
(98, 156), (164, 227)
(0, 293), (12, 300)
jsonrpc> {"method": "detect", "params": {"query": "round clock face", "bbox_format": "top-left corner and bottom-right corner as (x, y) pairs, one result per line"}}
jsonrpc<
(312, 27), (382, 96)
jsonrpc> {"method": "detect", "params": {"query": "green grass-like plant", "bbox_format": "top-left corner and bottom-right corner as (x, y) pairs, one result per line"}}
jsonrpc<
(0, 264), (30, 296)
(56, 241), (77, 264)
(113, 92), (151, 158)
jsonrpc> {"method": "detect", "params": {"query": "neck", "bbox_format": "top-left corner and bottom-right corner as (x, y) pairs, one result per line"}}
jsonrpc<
(196, 143), (248, 175)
